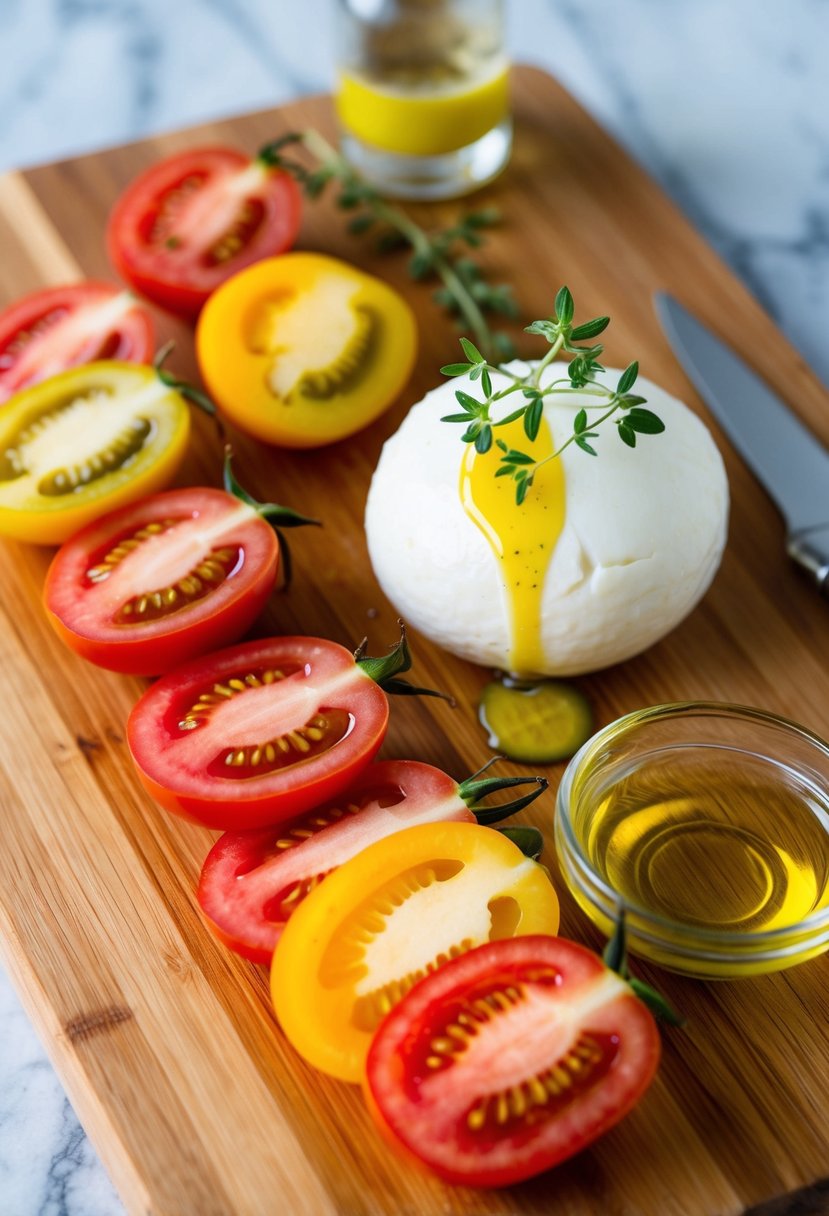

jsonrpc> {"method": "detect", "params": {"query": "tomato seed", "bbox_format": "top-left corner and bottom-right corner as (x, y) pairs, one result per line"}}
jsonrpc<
(177, 676), (349, 778)
(205, 198), (265, 267)
(43, 416), (151, 497)
(528, 1077), (548, 1106)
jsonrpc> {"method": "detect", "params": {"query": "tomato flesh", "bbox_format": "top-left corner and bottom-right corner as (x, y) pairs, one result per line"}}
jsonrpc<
(0, 282), (154, 404)
(44, 487), (279, 675)
(198, 760), (475, 963)
(196, 252), (418, 449)
(107, 147), (301, 317)
(127, 637), (389, 829)
(0, 361), (190, 544)
(271, 822), (560, 1083)
(365, 935), (660, 1187)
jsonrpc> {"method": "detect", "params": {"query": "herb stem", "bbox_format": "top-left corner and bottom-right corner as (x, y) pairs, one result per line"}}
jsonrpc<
(552, 398), (624, 458)
(512, 394), (626, 482)
(440, 285), (664, 501)
(530, 334), (565, 387)
(422, 247), (493, 355)
(350, 194), (495, 356)
(540, 380), (615, 399)
(294, 129), (511, 359)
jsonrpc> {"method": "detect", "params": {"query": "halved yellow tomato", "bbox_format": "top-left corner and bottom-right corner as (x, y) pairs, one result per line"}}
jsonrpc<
(195, 252), (417, 448)
(0, 362), (190, 544)
(271, 821), (559, 1083)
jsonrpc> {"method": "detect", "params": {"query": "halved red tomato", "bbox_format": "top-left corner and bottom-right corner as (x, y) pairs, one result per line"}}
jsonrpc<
(198, 759), (548, 963)
(44, 488), (282, 676)
(365, 935), (660, 1187)
(127, 630), (438, 829)
(107, 145), (301, 317)
(0, 282), (154, 403)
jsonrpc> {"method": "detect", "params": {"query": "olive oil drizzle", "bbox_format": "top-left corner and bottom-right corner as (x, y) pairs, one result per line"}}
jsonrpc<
(460, 414), (564, 675)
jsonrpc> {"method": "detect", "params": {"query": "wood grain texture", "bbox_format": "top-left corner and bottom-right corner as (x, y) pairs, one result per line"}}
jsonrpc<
(0, 67), (828, 1216)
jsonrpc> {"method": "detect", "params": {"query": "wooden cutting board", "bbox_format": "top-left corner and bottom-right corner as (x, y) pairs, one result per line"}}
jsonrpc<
(1, 66), (828, 1216)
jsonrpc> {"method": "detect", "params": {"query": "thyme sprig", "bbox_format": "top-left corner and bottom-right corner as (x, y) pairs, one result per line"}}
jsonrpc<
(259, 131), (518, 360)
(440, 286), (665, 503)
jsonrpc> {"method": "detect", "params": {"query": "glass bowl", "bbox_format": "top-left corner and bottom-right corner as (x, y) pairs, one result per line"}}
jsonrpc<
(554, 702), (829, 978)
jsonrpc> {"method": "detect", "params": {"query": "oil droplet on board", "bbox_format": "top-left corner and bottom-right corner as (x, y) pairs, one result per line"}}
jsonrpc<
(459, 414), (564, 676)
(478, 678), (594, 765)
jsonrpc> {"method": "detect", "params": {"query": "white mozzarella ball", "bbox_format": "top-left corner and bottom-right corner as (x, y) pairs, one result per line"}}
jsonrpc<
(365, 365), (729, 676)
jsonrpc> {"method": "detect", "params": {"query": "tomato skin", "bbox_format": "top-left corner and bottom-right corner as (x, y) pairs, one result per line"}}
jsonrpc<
(0, 361), (190, 545)
(43, 488), (279, 676)
(365, 935), (661, 1188)
(271, 822), (560, 1083)
(127, 636), (389, 830)
(107, 147), (301, 317)
(196, 252), (417, 449)
(0, 282), (154, 403)
(198, 760), (474, 963)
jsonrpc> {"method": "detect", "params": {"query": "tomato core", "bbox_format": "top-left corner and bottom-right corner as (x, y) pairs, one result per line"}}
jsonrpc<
(1, 385), (159, 498)
(82, 515), (245, 624)
(405, 966), (620, 1150)
(0, 283), (154, 402)
(108, 147), (301, 316)
(168, 666), (354, 781)
(255, 784), (405, 919)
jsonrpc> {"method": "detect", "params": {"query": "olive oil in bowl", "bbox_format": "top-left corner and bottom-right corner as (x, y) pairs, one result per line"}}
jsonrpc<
(555, 703), (829, 977)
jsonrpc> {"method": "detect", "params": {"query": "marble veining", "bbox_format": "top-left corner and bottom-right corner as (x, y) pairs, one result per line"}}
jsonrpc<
(0, 977), (121, 1215)
(0, 2), (827, 1213)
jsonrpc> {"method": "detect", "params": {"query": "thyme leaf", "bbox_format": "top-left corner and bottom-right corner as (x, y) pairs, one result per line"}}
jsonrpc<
(440, 285), (665, 502)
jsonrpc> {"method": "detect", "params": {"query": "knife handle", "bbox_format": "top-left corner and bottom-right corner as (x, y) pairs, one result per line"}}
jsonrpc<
(787, 526), (829, 595)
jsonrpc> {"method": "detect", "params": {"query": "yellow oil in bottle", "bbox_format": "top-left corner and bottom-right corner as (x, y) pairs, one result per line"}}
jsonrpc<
(336, 59), (509, 157)
(583, 757), (829, 934)
(336, 1), (508, 158)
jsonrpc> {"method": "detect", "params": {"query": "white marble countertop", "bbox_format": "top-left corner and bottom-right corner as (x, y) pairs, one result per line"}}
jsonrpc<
(1, 1), (827, 1212)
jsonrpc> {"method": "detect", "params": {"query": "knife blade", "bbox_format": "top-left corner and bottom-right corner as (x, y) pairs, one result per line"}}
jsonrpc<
(654, 292), (829, 594)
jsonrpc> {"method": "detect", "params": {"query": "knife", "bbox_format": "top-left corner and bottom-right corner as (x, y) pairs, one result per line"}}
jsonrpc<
(654, 292), (829, 595)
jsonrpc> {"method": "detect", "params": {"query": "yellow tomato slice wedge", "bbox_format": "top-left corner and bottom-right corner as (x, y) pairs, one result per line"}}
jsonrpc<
(0, 361), (190, 544)
(271, 820), (560, 1083)
(195, 252), (417, 449)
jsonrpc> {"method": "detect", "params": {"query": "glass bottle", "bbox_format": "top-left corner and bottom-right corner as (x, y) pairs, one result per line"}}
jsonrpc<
(335, 0), (511, 200)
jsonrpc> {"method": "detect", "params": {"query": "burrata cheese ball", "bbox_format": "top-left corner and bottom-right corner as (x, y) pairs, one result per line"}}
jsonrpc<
(364, 365), (728, 677)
